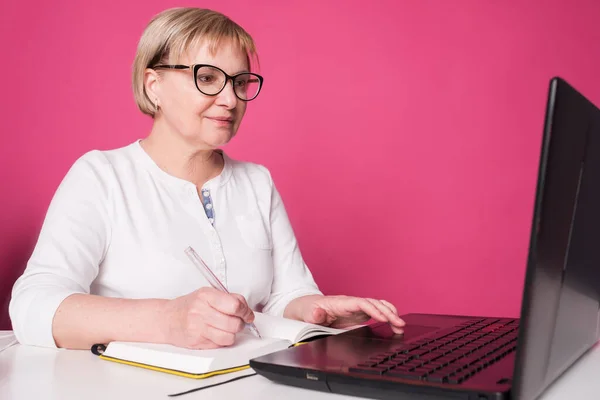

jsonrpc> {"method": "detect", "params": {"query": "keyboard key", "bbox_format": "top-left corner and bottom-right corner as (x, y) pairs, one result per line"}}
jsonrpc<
(404, 360), (424, 369)
(413, 367), (430, 375)
(435, 366), (460, 376)
(392, 358), (412, 366)
(436, 356), (459, 365)
(472, 362), (486, 371)
(439, 347), (456, 356)
(425, 373), (448, 383)
(424, 363), (443, 372)
(455, 371), (474, 382)
(470, 349), (490, 359)
(455, 354), (481, 367)
(354, 362), (377, 368)
(420, 352), (444, 362)
(409, 349), (431, 358)
(387, 370), (424, 380)
(422, 344), (442, 352)
(448, 376), (465, 384)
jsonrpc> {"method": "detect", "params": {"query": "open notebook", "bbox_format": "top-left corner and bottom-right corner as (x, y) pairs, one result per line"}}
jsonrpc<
(95, 312), (347, 379)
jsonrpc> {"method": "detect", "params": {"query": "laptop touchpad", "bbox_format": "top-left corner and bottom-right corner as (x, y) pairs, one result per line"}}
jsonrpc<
(374, 322), (441, 340)
(346, 322), (442, 341)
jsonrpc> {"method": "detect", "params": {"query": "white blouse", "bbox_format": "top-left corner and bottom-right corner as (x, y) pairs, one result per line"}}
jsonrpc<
(9, 140), (322, 347)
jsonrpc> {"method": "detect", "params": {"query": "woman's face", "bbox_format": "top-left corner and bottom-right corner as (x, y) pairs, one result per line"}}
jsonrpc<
(149, 41), (250, 149)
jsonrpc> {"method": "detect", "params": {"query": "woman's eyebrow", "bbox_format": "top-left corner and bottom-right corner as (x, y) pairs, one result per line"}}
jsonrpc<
(193, 64), (250, 75)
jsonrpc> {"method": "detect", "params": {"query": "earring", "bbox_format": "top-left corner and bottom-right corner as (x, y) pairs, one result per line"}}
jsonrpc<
(154, 99), (159, 112)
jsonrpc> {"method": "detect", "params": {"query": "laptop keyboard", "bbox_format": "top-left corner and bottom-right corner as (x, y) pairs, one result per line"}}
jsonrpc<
(349, 317), (519, 384)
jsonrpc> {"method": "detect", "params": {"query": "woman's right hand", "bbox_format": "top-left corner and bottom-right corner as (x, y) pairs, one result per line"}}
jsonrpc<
(162, 287), (255, 349)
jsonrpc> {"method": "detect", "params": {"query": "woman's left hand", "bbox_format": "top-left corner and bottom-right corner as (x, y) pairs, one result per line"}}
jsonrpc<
(286, 295), (405, 334)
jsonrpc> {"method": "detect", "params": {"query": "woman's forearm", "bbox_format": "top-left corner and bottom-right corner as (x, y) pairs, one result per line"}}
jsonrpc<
(52, 294), (170, 349)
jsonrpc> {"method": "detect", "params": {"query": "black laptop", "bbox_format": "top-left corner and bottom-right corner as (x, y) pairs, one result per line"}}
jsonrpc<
(250, 76), (600, 400)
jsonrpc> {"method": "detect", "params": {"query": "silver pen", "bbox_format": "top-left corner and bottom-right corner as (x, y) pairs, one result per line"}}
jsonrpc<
(184, 246), (262, 339)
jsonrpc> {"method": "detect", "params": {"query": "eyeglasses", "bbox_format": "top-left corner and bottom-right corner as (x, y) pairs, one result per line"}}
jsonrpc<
(151, 64), (264, 101)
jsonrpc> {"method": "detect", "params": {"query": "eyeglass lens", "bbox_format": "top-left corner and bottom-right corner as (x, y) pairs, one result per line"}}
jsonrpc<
(195, 66), (261, 100)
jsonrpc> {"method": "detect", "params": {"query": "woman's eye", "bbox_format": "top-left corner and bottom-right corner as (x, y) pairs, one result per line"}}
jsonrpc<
(197, 75), (215, 83)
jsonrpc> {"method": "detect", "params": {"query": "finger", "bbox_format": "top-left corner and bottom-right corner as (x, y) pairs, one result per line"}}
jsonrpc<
(367, 299), (405, 327)
(188, 338), (221, 350)
(205, 290), (250, 319)
(308, 306), (328, 325)
(203, 324), (236, 347)
(202, 305), (246, 333)
(379, 299), (397, 315)
(380, 299), (405, 326)
(391, 326), (405, 335)
(230, 293), (255, 323)
(353, 298), (388, 322)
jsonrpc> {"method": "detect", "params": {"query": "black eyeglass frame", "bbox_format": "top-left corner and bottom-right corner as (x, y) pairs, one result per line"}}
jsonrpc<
(151, 64), (264, 101)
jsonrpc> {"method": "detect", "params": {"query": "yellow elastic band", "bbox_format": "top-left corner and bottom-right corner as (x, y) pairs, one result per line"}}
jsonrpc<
(98, 355), (250, 379)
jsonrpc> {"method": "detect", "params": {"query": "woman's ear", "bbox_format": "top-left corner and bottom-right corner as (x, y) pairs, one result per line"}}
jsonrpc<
(144, 68), (160, 108)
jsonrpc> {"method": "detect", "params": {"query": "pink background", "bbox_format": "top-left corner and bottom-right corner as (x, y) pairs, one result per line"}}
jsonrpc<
(2, 1), (600, 329)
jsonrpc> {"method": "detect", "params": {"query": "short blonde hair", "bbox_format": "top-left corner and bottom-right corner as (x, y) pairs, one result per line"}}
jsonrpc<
(132, 7), (258, 117)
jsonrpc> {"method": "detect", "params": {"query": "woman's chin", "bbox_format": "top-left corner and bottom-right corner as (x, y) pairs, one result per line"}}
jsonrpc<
(185, 131), (235, 148)
(207, 134), (234, 148)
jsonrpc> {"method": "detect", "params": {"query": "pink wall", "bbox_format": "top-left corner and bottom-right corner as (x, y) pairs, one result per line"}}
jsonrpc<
(2, 0), (600, 329)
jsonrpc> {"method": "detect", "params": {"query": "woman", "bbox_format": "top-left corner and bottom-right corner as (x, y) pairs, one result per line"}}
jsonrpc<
(9, 7), (405, 350)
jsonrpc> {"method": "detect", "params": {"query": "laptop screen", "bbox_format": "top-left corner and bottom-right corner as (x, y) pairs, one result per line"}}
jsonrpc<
(513, 77), (600, 399)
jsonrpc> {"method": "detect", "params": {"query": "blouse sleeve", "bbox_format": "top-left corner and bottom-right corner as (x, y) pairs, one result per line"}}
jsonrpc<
(9, 151), (112, 348)
(260, 176), (323, 317)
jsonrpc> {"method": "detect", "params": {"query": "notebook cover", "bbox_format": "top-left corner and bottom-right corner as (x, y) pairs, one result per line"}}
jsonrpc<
(91, 341), (308, 379)
(98, 354), (251, 379)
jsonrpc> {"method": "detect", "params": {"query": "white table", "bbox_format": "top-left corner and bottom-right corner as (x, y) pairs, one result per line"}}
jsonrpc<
(1, 334), (599, 400)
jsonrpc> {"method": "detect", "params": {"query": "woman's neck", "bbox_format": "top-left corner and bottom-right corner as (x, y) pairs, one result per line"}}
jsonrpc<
(140, 124), (224, 188)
